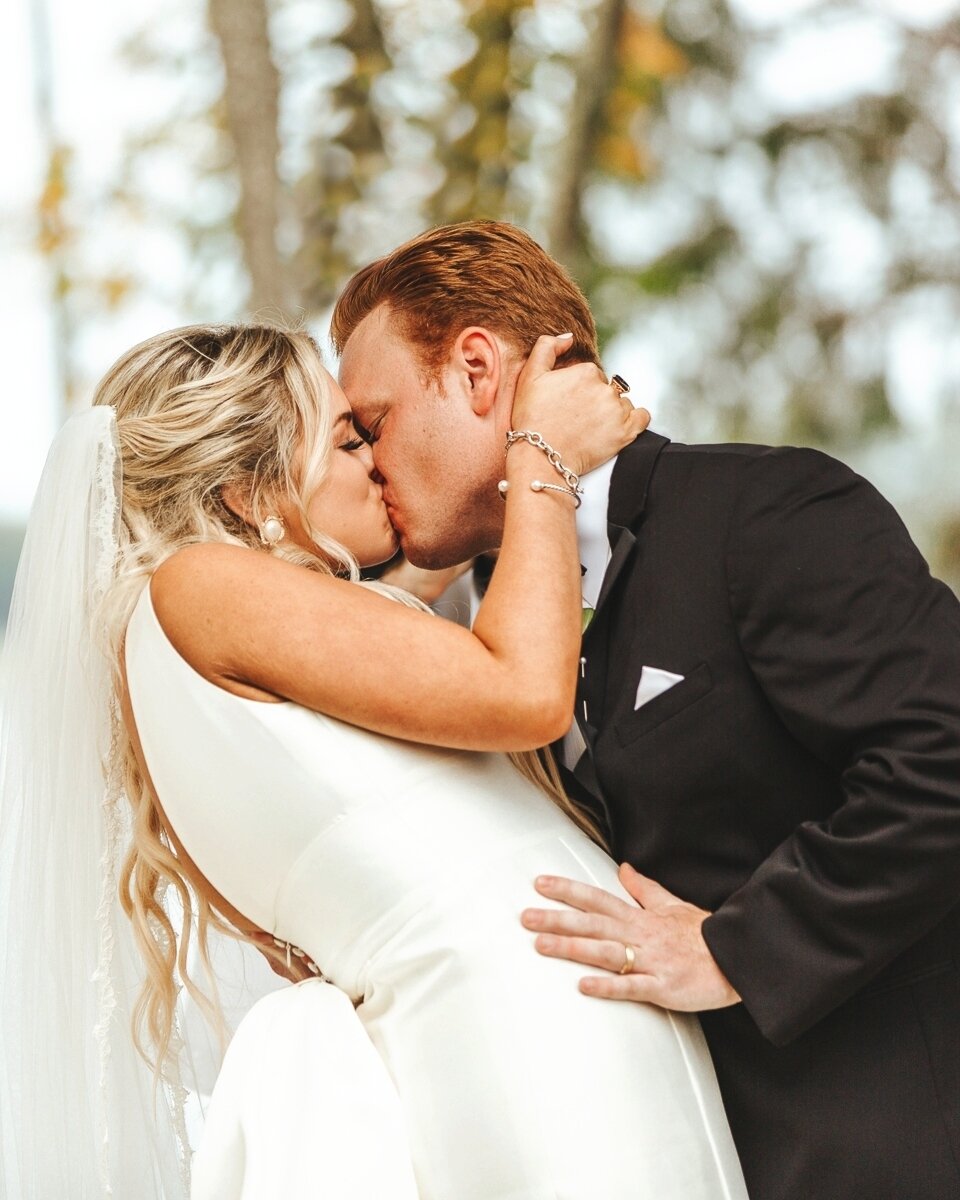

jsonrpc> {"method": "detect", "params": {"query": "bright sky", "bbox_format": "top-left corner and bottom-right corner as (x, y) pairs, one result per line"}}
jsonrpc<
(2, 0), (959, 518)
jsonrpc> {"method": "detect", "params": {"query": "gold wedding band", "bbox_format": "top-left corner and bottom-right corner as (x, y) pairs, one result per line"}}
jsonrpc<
(618, 943), (636, 975)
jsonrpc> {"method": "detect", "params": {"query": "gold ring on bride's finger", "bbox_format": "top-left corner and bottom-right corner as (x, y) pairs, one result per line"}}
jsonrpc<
(611, 374), (630, 396)
(618, 943), (636, 975)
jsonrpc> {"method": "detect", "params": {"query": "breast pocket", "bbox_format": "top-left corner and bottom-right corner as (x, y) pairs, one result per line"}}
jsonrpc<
(615, 661), (715, 747)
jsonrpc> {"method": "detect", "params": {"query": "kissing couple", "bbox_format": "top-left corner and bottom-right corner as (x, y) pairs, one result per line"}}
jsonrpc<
(2, 221), (958, 1200)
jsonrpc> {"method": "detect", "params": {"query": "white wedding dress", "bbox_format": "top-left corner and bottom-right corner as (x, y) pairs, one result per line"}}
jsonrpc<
(125, 583), (748, 1200)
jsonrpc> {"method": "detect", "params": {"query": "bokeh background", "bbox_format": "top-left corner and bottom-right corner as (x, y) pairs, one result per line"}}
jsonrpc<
(3, 0), (960, 632)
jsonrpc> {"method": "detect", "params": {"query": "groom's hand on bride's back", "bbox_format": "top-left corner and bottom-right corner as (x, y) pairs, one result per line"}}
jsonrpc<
(521, 864), (741, 1012)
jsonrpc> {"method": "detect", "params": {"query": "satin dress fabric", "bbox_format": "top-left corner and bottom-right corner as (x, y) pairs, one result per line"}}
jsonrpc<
(189, 979), (421, 1199)
(125, 584), (748, 1200)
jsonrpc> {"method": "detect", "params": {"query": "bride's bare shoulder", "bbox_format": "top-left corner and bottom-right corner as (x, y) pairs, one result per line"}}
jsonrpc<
(152, 540), (313, 601)
(149, 544), (308, 676)
(148, 542), (331, 700)
(148, 541), (373, 662)
(153, 540), (264, 591)
(153, 542), (259, 617)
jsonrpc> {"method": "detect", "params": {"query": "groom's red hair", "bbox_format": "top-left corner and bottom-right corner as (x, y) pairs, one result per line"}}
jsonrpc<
(330, 220), (600, 374)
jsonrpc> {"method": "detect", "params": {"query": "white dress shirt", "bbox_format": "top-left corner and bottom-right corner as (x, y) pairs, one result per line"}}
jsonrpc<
(561, 455), (616, 767)
(575, 456), (616, 612)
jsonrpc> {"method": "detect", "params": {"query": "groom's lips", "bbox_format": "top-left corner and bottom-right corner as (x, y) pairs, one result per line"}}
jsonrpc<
(384, 497), (403, 531)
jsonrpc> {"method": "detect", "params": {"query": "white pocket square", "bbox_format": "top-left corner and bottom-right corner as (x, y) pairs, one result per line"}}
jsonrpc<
(634, 666), (685, 710)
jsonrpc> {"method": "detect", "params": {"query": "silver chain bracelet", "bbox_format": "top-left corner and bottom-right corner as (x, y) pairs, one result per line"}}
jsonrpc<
(503, 429), (583, 495)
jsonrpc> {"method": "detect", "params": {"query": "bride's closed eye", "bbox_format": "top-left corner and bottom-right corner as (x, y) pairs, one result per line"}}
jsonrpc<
(340, 437), (367, 452)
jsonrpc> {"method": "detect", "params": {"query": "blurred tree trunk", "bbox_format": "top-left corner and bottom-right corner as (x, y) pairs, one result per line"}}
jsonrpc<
(430, 0), (533, 225)
(295, 0), (391, 308)
(31, 0), (74, 419)
(543, 0), (627, 270)
(208, 0), (288, 314)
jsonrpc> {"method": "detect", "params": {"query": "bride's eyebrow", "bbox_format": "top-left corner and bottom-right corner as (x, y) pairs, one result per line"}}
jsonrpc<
(333, 412), (353, 429)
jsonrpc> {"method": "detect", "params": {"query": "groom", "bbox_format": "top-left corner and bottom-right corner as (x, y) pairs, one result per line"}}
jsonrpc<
(332, 221), (960, 1200)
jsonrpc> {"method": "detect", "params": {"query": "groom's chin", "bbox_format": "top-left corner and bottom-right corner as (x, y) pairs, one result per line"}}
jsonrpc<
(401, 544), (455, 571)
(401, 536), (468, 572)
(402, 534), (498, 572)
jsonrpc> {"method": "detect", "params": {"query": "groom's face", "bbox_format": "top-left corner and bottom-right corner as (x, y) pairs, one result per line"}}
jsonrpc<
(338, 305), (513, 569)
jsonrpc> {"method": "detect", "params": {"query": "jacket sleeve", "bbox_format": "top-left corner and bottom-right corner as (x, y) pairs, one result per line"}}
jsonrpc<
(701, 447), (960, 1045)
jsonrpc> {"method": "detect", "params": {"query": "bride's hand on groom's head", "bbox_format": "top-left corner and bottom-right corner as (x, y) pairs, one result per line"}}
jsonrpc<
(511, 334), (650, 478)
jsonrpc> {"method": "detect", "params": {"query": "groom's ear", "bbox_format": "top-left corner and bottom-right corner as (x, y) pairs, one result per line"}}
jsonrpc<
(453, 327), (500, 418)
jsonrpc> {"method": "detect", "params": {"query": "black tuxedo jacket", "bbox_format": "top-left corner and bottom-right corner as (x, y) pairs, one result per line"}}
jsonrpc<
(570, 433), (960, 1199)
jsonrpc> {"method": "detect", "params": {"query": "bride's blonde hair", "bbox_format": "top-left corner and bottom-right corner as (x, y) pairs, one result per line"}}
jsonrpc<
(96, 321), (605, 1080)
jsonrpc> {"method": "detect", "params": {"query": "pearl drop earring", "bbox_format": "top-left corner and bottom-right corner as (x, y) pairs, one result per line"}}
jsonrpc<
(259, 516), (285, 546)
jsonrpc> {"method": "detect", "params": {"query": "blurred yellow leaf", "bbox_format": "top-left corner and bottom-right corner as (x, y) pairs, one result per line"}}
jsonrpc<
(35, 228), (65, 256)
(596, 131), (645, 178)
(620, 16), (688, 78)
(606, 84), (641, 126)
(101, 276), (134, 308)
(35, 145), (74, 257)
(37, 176), (66, 216)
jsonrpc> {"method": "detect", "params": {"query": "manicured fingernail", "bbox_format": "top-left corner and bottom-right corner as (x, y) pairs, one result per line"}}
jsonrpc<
(521, 909), (541, 926)
(556, 332), (573, 339)
(536, 935), (556, 952)
(536, 875), (554, 887)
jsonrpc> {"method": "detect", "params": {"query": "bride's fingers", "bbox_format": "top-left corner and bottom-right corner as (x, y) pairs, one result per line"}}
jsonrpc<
(515, 331), (575, 388)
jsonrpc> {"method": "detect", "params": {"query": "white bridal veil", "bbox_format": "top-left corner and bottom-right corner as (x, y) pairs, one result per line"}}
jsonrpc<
(0, 408), (188, 1198)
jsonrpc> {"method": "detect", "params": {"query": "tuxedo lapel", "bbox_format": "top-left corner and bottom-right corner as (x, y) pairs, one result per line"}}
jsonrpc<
(592, 525), (636, 622)
(607, 431), (671, 529)
(583, 431), (670, 646)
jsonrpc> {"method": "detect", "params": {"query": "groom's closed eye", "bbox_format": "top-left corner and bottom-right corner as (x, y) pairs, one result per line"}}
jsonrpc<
(355, 413), (386, 445)
(355, 420), (376, 444)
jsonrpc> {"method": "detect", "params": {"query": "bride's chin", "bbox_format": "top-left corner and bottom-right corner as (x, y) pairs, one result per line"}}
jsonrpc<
(357, 533), (400, 570)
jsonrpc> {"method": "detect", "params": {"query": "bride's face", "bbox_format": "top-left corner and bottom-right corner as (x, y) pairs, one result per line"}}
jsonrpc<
(282, 369), (398, 568)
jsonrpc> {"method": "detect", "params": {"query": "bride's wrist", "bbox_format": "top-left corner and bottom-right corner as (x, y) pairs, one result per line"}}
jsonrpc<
(500, 441), (582, 508)
(504, 430), (584, 487)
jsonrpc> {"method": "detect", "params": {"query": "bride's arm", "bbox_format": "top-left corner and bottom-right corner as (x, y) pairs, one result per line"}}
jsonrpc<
(152, 337), (647, 751)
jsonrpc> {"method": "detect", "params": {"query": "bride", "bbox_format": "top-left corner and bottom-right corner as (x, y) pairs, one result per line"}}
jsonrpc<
(0, 322), (747, 1199)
